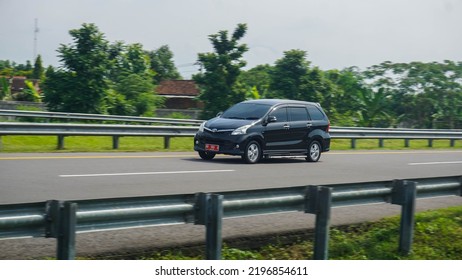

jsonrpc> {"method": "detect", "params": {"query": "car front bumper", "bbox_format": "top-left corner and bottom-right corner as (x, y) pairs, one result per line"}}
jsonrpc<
(193, 131), (247, 156)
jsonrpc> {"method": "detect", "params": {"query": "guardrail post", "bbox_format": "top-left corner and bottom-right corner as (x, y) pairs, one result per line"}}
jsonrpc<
(351, 139), (356, 149)
(164, 136), (170, 149)
(0, 135), (2, 150)
(112, 136), (120, 149)
(450, 139), (455, 147)
(194, 193), (223, 260)
(404, 139), (410, 148)
(428, 139), (433, 147)
(45, 200), (77, 260)
(379, 139), (384, 148)
(391, 180), (417, 255)
(57, 135), (65, 150)
(305, 186), (332, 260)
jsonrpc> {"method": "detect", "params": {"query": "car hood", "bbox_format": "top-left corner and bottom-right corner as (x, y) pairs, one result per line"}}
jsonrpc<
(205, 117), (256, 130)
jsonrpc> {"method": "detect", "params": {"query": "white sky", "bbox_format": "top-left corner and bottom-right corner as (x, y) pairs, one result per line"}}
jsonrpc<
(1, 0), (461, 78)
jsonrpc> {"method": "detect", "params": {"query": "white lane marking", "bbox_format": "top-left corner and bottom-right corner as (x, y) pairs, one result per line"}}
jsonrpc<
(60, 169), (235, 178)
(408, 161), (462, 166)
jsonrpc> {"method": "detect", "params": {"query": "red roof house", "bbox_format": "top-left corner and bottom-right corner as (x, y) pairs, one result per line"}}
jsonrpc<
(156, 80), (203, 109)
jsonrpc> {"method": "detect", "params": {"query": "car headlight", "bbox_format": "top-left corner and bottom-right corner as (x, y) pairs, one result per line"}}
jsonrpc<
(231, 124), (251, 135)
(198, 121), (206, 132)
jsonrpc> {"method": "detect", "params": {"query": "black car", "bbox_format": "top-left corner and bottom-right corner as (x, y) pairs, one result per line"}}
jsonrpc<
(194, 99), (331, 164)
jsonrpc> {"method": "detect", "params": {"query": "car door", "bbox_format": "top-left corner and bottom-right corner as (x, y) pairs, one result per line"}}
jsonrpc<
(263, 106), (291, 151)
(288, 106), (311, 150)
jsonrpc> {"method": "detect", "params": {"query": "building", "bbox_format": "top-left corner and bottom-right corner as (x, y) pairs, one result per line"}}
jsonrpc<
(156, 80), (203, 110)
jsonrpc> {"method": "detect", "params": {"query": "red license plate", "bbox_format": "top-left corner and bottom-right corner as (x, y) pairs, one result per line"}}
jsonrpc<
(205, 144), (219, 151)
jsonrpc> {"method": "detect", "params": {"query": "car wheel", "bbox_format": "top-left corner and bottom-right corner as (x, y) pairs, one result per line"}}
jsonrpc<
(306, 140), (321, 162)
(198, 151), (216, 160)
(243, 141), (262, 164)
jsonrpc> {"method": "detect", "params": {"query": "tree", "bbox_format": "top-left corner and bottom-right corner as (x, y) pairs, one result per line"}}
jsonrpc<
(269, 49), (310, 101)
(354, 88), (392, 127)
(239, 64), (272, 98)
(147, 45), (181, 84)
(32, 55), (44, 80)
(105, 42), (163, 116)
(193, 23), (249, 119)
(43, 23), (110, 113)
(268, 50), (339, 116)
(361, 61), (462, 128)
(0, 77), (10, 100)
(106, 73), (162, 116)
(324, 68), (371, 126)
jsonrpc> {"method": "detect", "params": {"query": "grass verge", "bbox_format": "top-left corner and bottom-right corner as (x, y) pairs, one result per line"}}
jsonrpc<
(1, 136), (462, 153)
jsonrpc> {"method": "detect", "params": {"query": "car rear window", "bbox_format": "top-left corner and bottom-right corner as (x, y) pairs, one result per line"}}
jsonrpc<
(307, 106), (325, 120)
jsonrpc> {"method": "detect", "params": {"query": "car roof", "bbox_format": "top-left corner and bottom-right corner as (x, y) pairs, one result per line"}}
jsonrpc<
(242, 99), (319, 107)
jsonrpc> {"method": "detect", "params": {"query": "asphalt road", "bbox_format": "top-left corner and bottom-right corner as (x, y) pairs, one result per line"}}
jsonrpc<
(1, 150), (461, 259)
(1, 150), (462, 203)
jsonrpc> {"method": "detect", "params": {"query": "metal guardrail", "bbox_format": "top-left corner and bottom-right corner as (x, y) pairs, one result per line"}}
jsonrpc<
(331, 126), (462, 148)
(1, 121), (462, 150)
(0, 109), (203, 125)
(1, 175), (460, 260)
(0, 122), (198, 149)
(1, 109), (462, 149)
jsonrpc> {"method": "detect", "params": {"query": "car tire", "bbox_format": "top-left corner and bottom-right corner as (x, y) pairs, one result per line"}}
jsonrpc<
(243, 140), (262, 164)
(198, 151), (216, 160)
(306, 140), (321, 162)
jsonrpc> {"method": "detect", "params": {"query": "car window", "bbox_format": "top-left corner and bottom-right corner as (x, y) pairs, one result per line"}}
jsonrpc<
(289, 107), (309, 121)
(269, 107), (288, 122)
(307, 106), (325, 120)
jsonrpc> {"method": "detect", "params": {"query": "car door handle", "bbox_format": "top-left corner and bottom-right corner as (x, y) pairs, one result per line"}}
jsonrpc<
(283, 124), (290, 129)
(307, 122), (313, 127)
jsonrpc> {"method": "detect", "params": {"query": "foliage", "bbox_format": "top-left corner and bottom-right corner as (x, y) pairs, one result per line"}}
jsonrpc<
(2, 23), (462, 128)
(194, 23), (249, 119)
(32, 55), (45, 80)
(268, 49), (311, 101)
(238, 64), (272, 98)
(329, 206), (462, 260)
(0, 76), (10, 100)
(12, 80), (41, 102)
(257, 50), (340, 119)
(0, 60), (33, 77)
(43, 23), (110, 113)
(42, 23), (167, 115)
(147, 45), (182, 83)
(361, 61), (462, 128)
(241, 59), (462, 128)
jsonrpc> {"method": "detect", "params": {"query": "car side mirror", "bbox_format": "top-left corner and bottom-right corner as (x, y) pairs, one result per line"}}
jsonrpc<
(268, 116), (277, 123)
(216, 112), (223, 117)
(263, 116), (277, 126)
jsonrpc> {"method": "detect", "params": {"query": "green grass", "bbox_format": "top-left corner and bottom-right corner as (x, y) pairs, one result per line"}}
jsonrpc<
(128, 205), (462, 260)
(332, 138), (462, 150)
(0, 135), (194, 153)
(1, 136), (461, 153)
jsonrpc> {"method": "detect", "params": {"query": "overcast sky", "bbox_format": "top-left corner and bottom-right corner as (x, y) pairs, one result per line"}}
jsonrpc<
(1, 0), (461, 78)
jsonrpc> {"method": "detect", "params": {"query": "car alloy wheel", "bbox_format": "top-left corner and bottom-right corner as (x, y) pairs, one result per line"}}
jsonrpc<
(306, 140), (321, 162)
(243, 141), (261, 164)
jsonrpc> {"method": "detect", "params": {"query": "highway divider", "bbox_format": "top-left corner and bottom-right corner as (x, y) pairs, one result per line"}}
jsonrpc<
(1, 122), (462, 150)
(1, 175), (461, 260)
(2, 109), (462, 150)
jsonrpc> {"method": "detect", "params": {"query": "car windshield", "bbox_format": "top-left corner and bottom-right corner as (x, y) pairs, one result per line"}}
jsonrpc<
(221, 103), (272, 120)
